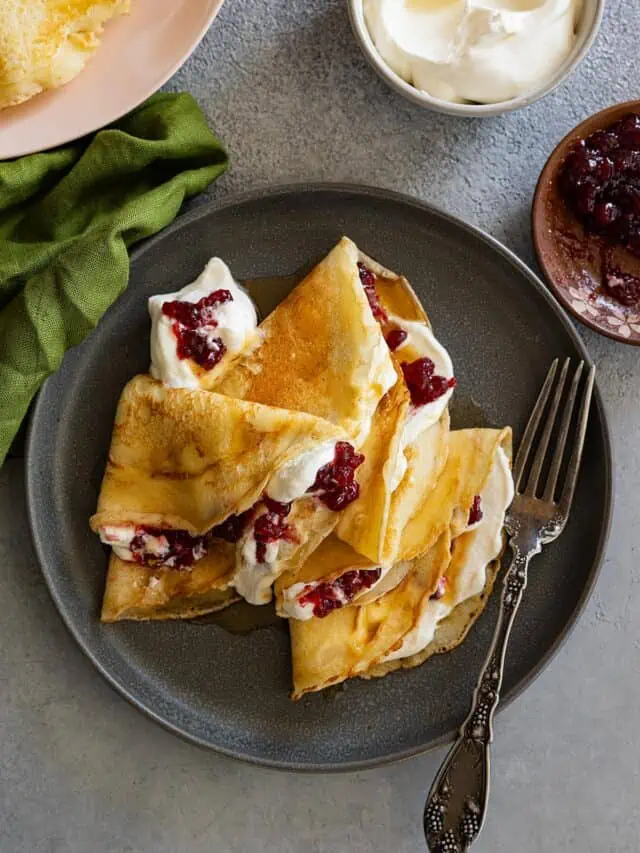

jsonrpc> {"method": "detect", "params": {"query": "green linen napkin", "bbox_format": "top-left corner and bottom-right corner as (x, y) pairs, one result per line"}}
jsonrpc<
(0, 91), (228, 466)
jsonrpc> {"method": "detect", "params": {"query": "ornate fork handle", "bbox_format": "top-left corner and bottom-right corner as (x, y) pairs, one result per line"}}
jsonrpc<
(423, 533), (541, 853)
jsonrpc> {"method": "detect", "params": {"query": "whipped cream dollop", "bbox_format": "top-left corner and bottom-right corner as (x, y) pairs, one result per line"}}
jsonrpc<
(149, 258), (258, 389)
(364, 0), (581, 105)
(389, 314), (455, 491)
(266, 442), (337, 504)
(381, 446), (514, 663)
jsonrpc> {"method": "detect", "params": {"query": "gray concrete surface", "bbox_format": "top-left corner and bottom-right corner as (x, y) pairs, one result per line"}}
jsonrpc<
(2, 0), (639, 850)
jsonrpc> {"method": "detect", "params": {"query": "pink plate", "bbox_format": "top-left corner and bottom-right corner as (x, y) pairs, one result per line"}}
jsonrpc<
(0, 0), (225, 160)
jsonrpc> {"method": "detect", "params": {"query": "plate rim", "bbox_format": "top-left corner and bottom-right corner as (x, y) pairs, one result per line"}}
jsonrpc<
(1, 0), (225, 159)
(25, 182), (614, 772)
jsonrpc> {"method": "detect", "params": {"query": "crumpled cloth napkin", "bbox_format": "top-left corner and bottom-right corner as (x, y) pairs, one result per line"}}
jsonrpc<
(0, 91), (228, 466)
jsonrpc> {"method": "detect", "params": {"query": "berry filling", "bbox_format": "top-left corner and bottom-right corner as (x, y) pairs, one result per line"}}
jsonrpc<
(253, 498), (294, 564)
(385, 327), (408, 351)
(211, 509), (254, 543)
(298, 568), (382, 618)
(468, 495), (483, 527)
(162, 288), (233, 370)
(560, 113), (640, 305)
(358, 262), (388, 323)
(128, 526), (207, 570)
(401, 357), (457, 407)
(430, 576), (448, 601)
(307, 441), (365, 511)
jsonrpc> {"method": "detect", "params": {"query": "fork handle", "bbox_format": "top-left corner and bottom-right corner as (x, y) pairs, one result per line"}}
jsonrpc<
(424, 538), (541, 852)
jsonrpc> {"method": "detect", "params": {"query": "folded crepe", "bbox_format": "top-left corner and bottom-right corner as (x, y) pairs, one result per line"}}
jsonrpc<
(275, 534), (413, 620)
(91, 374), (347, 619)
(290, 427), (513, 698)
(207, 237), (397, 600)
(278, 424), (464, 623)
(214, 236), (397, 448)
(337, 249), (455, 566)
(101, 544), (239, 623)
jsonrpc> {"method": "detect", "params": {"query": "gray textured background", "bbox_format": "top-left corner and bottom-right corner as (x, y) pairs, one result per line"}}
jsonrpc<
(2, 0), (639, 850)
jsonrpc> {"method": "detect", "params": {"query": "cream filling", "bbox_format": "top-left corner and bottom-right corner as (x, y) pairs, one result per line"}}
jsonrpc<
(364, 0), (581, 105)
(266, 442), (337, 504)
(99, 524), (138, 561)
(233, 532), (282, 605)
(381, 446), (513, 663)
(97, 524), (206, 568)
(389, 314), (455, 491)
(149, 257), (258, 389)
(280, 563), (395, 621)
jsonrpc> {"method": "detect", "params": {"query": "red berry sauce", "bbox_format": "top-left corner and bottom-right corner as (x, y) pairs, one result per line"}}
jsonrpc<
(162, 288), (233, 370)
(253, 498), (294, 563)
(129, 526), (207, 569)
(430, 576), (447, 601)
(308, 441), (365, 511)
(298, 568), (382, 618)
(358, 262), (388, 323)
(385, 328), (408, 351)
(211, 509), (254, 543)
(468, 495), (483, 527)
(560, 113), (640, 305)
(401, 357), (457, 407)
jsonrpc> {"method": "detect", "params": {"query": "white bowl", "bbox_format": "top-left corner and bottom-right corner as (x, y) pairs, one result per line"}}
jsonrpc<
(348, 0), (605, 117)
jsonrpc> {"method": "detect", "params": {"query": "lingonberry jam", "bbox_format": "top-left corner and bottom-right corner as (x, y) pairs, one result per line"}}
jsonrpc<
(430, 576), (447, 601)
(560, 113), (640, 305)
(468, 495), (483, 526)
(307, 441), (365, 511)
(357, 262), (388, 323)
(385, 328), (408, 351)
(401, 357), (457, 407)
(253, 499), (294, 563)
(298, 568), (382, 618)
(211, 509), (254, 543)
(162, 288), (233, 370)
(129, 526), (206, 569)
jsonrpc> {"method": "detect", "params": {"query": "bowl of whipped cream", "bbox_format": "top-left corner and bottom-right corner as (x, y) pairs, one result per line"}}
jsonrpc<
(349, 0), (604, 116)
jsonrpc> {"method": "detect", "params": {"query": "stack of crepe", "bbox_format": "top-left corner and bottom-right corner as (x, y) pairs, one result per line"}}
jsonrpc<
(91, 237), (514, 698)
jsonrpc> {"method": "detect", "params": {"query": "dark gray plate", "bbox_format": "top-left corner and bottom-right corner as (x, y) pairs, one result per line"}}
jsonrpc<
(26, 185), (612, 771)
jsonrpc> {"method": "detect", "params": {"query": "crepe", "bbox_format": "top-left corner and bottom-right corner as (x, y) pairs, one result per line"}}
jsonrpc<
(290, 533), (451, 699)
(214, 236), (397, 448)
(290, 427), (512, 698)
(90, 374), (347, 536)
(336, 249), (452, 566)
(277, 425), (462, 623)
(274, 534), (393, 619)
(0, 1), (131, 110)
(101, 542), (239, 622)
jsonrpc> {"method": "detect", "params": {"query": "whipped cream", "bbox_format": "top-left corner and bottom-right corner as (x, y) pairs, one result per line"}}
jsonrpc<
(389, 314), (455, 491)
(281, 564), (395, 621)
(99, 524), (138, 561)
(266, 442), (337, 504)
(364, 0), (581, 105)
(382, 446), (513, 662)
(149, 258), (258, 389)
(98, 524), (183, 564)
(233, 509), (283, 605)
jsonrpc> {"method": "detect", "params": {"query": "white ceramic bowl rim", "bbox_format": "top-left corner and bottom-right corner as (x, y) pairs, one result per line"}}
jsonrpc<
(348, 0), (606, 117)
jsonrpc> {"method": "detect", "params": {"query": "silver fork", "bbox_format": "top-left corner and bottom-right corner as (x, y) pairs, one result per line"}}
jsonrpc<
(423, 358), (596, 853)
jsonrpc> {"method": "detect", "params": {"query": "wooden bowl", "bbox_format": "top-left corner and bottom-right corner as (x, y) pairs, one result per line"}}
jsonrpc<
(533, 99), (640, 345)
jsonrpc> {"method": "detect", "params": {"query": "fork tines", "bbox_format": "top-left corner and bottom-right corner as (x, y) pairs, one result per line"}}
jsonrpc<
(513, 358), (595, 512)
